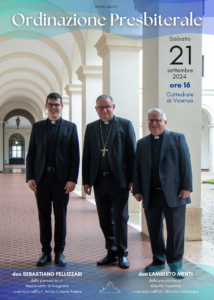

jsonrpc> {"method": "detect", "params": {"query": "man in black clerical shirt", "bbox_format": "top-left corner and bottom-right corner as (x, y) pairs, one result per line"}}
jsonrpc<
(133, 108), (192, 279)
(26, 93), (79, 267)
(82, 94), (136, 269)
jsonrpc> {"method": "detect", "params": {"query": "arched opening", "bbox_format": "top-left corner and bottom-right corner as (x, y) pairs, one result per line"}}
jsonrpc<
(3, 109), (35, 170)
(3, 109), (35, 125)
(9, 133), (25, 165)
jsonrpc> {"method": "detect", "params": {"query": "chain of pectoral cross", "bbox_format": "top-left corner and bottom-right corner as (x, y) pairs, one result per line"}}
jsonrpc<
(100, 120), (114, 157)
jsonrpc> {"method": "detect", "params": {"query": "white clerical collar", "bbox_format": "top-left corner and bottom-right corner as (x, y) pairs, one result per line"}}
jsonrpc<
(153, 130), (165, 139)
(101, 117), (114, 125)
(48, 117), (61, 125)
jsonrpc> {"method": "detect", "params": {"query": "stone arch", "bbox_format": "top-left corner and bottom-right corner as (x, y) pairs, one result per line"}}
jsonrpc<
(4, 109), (35, 125)
(0, 31), (71, 82)
(0, 68), (54, 92)
(62, 65), (69, 96)
(55, 81), (61, 94)
(72, 31), (86, 64)
(84, 2), (108, 65)
(0, 88), (44, 109)
(0, 53), (62, 92)
(85, 29), (102, 65)
(72, 43), (82, 84)
(0, 79), (47, 98)
(0, 2), (86, 65)
(0, 100), (41, 123)
(202, 104), (214, 123)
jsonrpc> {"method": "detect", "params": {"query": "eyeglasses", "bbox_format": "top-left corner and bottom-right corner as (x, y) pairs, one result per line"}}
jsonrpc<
(47, 103), (61, 108)
(96, 105), (113, 111)
(147, 119), (163, 124)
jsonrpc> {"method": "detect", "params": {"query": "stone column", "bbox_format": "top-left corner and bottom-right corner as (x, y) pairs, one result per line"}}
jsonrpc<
(95, 33), (142, 214)
(76, 65), (102, 199)
(61, 96), (69, 121)
(208, 124), (214, 172)
(64, 84), (82, 192)
(95, 33), (142, 137)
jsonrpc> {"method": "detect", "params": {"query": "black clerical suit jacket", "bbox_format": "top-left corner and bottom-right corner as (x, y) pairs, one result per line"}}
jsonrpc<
(82, 116), (136, 188)
(133, 130), (192, 209)
(26, 119), (79, 186)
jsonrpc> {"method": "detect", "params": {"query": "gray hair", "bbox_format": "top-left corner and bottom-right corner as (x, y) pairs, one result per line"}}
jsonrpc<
(148, 108), (166, 120)
(96, 94), (113, 103)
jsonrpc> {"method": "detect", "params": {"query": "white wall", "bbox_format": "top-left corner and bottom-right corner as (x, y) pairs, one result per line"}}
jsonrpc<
(202, 34), (214, 170)
(62, 103), (69, 121)
(4, 128), (32, 164)
(202, 34), (214, 90)
(202, 34), (214, 121)
(201, 110), (209, 169)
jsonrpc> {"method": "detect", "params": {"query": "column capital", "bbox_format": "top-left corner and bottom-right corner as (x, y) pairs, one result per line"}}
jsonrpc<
(76, 65), (102, 82)
(64, 84), (82, 96)
(94, 33), (142, 58)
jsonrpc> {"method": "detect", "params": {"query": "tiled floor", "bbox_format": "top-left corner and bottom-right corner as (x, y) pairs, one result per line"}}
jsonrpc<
(4, 165), (26, 173)
(0, 173), (153, 272)
(0, 173), (214, 299)
(4, 165), (26, 169)
(0, 172), (213, 270)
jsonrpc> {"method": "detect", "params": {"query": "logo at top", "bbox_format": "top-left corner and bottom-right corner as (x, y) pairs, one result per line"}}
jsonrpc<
(99, 281), (121, 294)
(95, 5), (117, 8)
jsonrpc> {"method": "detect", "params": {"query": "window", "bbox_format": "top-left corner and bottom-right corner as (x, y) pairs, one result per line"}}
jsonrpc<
(9, 134), (25, 159)
(12, 145), (22, 158)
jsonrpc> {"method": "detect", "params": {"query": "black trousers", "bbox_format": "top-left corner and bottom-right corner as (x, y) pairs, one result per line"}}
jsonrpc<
(94, 176), (129, 256)
(145, 190), (186, 267)
(35, 170), (69, 254)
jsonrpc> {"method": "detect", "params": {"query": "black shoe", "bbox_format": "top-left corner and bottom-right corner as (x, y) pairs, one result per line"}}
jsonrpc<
(145, 262), (165, 272)
(118, 256), (130, 269)
(55, 253), (67, 267)
(97, 252), (118, 266)
(170, 268), (185, 279)
(36, 253), (52, 266)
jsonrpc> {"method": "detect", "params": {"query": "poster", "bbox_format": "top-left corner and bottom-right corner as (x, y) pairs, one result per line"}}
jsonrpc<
(0, 0), (214, 299)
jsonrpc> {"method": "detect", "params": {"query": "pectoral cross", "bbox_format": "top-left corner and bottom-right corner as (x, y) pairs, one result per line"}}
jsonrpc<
(101, 148), (108, 157)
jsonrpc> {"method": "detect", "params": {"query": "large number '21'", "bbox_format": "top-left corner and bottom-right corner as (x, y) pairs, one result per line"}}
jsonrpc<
(170, 46), (191, 65)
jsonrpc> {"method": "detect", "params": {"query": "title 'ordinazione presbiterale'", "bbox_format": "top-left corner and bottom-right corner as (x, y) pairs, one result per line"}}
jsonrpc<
(12, 12), (202, 27)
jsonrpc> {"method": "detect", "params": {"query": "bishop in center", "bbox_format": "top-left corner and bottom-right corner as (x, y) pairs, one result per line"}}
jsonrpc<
(82, 94), (136, 269)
